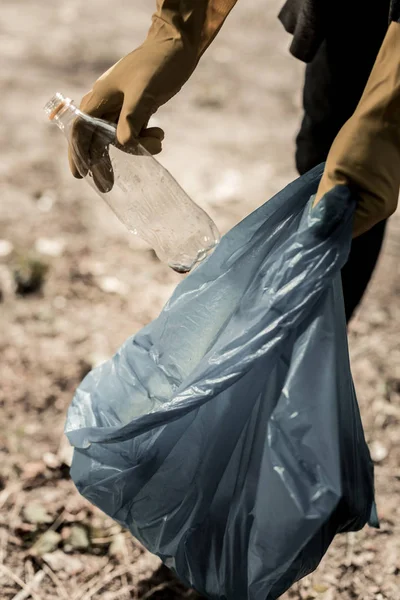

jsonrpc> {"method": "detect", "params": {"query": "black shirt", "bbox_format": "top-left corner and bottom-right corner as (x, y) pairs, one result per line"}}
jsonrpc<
(279, 0), (400, 62)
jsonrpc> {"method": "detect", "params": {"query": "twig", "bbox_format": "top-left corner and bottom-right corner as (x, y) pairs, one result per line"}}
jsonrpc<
(41, 563), (69, 600)
(8, 535), (23, 547)
(71, 561), (113, 600)
(78, 565), (136, 600)
(107, 526), (124, 536)
(8, 489), (24, 530)
(48, 510), (66, 532)
(121, 572), (129, 600)
(0, 564), (43, 600)
(12, 570), (45, 600)
(91, 537), (114, 544)
(0, 527), (8, 564)
(24, 560), (34, 585)
(104, 585), (136, 600)
(141, 581), (172, 600)
(0, 483), (21, 511)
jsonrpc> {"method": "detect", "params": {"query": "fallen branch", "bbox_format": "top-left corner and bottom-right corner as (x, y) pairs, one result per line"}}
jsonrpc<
(141, 581), (173, 600)
(79, 565), (134, 600)
(0, 564), (44, 600)
(103, 584), (137, 600)
(41, 562), (69, 600)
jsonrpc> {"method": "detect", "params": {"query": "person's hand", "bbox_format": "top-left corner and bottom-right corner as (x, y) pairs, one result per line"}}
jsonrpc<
(68, 0), (239, 191)
(67, 61), (166, 193)
(68, 18), (198, 190)
(314, 21), (400, 237)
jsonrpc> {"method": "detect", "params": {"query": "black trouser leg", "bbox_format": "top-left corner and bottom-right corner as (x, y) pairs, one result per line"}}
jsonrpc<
(295, 2), (390, 321)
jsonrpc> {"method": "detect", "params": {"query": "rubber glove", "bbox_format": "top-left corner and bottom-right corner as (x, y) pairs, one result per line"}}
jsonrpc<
(69, 0), (238, 190)
(314, 21), (400, 238)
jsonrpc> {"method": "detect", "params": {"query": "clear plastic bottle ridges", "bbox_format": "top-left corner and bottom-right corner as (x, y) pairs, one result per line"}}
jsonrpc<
(44, 92), (220, 273)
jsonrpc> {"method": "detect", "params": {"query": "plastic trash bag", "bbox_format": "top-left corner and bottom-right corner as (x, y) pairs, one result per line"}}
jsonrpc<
(66, 164), (377, 600)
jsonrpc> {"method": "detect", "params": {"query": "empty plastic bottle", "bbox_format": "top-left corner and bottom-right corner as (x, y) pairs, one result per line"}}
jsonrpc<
(44, 92), (220, 273)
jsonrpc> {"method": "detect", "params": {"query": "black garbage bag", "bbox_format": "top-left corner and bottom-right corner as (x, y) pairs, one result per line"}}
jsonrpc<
(65, 164), (377, 600)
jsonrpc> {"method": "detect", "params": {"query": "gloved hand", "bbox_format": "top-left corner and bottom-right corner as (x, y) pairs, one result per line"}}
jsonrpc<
(314, 21), (400, 238)
(69, 0), (238, 190)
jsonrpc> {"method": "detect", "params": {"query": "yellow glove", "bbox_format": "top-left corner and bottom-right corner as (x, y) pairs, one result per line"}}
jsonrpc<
(314, 21), (400, 238)
(69, 0), (237, 189)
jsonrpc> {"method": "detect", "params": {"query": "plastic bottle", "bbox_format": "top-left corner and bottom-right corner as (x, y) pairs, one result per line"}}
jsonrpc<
(43, 92), (220, 273)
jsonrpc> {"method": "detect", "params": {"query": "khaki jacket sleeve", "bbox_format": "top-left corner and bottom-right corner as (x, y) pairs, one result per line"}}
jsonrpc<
(69, 1), (238, 182)
(314, 22), (400, 237)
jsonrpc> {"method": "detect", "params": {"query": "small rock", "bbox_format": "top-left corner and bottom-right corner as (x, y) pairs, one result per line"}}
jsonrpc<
(367, 308), (387, 326)
(23, 503), (53, 525)
(0, 240), (13, 257)
(37, 193), (54, 213)
(370, 440), (389, 463)
(35, 237), (65, 257)
(98, 275), (128, 295)
(312, 583), (330, 593)
(108, 533), (127, 558)
(65, 525), (90, 551)
(43, 550), (84, 575)
(42, 452), (61, 469)
(31, 530), (62, 556)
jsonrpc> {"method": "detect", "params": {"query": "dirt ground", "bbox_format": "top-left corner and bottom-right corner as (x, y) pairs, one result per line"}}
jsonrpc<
(0, 1), (399, 598)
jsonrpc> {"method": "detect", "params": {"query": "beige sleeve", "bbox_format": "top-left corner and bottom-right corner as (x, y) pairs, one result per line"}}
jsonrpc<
(314, 21), (400, 238)
(149, 1), (238, 59)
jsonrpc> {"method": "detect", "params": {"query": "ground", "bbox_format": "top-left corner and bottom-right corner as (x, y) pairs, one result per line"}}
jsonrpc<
(0, 0), (399, 598)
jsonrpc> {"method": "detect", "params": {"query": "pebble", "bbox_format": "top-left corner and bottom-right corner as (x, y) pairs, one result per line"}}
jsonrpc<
(0, 240), (13, 257)
(37, 193), (54, 213)
(23, 502), (53, 525)
(35, 237), (65, 257)
(98, 275), (128, 295)
(370, 440), (389, 463)
(65, 525), (90, 551)
(108, 533), (127, 558)
(42, 451), (61, 469)
(43, 550), (84, 574)
(31, 530), (62, 556)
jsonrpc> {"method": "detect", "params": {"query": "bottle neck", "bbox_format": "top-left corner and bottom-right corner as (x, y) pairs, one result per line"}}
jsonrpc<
(44, 93), (78, 135)
(53, 103), (78, 133)
(44, 92), (117, 142)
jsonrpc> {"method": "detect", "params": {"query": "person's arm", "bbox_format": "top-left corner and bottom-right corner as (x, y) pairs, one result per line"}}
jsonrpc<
(314, 21), (400, 237)
(69, 0), (238, 182)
